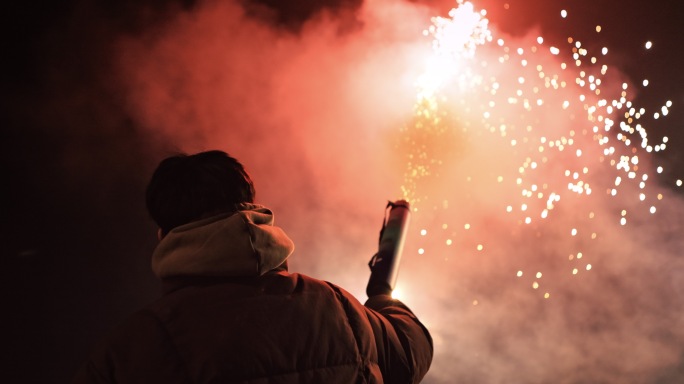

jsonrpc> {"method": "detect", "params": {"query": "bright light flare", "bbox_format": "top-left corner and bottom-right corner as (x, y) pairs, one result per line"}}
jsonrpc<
(415, 1), (491, 99)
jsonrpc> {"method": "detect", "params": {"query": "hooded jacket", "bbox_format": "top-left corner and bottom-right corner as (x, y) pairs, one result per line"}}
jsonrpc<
(73, 204), (433, 383)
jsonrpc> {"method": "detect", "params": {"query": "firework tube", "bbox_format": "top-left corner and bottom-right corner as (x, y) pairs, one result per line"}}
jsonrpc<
(366, 200), (411, 297)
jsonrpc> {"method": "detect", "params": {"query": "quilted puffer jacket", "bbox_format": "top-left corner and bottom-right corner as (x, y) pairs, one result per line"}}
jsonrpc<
(73, 205), (432, 383)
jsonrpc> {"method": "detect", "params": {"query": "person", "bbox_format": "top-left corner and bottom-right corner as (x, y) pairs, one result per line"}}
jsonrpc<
(73, 150), (433, 383)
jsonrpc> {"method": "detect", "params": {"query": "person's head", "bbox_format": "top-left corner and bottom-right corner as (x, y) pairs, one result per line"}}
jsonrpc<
(146, 150), (255, 236)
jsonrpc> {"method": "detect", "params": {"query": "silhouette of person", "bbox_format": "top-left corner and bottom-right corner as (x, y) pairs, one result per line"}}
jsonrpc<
(73, 150), (432, 383)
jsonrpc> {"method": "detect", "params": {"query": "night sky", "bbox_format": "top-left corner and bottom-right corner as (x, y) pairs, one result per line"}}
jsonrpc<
(4, 0), (684, 382)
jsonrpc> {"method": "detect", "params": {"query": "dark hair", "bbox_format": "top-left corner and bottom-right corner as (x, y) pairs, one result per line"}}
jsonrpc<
(146, 150), (255, 234)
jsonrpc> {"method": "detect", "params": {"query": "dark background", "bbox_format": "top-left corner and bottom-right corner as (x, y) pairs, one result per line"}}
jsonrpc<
(3, 0), (683, 382)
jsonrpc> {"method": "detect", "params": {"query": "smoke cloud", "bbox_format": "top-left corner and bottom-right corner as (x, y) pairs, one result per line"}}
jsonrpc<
(113, 0), (435, 282)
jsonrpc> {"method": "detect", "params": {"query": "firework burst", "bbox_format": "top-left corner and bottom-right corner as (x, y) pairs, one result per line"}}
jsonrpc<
(398, 0), (679, 298)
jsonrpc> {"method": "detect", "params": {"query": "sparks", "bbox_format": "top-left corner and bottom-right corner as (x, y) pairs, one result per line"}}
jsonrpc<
(398, 0), (677, 297)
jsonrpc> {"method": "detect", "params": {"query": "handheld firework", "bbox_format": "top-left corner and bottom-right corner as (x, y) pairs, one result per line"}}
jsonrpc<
(366, 200), (411, 297)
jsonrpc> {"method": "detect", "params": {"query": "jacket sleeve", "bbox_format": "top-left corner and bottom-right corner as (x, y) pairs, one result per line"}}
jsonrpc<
(364, 295), (433, 383)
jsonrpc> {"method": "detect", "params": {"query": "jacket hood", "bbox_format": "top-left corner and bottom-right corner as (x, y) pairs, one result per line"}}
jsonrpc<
(151, 204), (295, 278)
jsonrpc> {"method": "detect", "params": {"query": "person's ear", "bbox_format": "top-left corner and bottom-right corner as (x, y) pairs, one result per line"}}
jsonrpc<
(157, 228), (164, 241)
